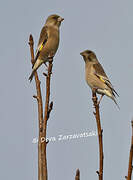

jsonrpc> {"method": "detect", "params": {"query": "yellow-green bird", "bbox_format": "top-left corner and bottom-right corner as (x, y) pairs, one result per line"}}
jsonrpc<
(80, 50), (119, 108)
(29, 14), (64, 82)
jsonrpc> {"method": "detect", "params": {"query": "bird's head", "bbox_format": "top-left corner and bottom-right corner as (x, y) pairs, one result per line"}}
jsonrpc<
(46, 14), (64, 27)
(80, 50), (97, 62)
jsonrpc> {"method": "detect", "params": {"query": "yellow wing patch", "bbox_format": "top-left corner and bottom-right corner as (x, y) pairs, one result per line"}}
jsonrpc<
(99, 76), (105, 83)
(39, 43), (43, 51)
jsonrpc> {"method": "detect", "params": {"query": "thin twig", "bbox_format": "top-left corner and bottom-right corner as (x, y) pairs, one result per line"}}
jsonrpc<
(29, 34), (43, 180)
(75, 169), (80, 180)
(126, 120), (133, 180)
(41, 59), (53, 180)
(92, 89), (104, 180)
(47, 101), (53, 119)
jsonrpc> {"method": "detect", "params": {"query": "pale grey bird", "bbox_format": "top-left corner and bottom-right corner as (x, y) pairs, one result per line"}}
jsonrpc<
(80, 50), (119, 108)
(29, 14), (64, 82)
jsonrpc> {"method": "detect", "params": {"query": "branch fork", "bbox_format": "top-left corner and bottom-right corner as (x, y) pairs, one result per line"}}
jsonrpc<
(29, 34), (53, 180)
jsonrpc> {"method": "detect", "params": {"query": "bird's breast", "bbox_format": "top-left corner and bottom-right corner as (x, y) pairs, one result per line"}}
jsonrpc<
(47, 28), (59, 54)
(85, 63), (107, 90)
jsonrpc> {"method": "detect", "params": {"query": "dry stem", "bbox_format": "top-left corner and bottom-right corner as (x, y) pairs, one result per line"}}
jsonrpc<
(41, 59), (53, 180)
(29, 34), (43, 180)
(29, 34), (53, 180)
(126, 121), (133, 180)
(92, 90), (104, 180)
(75, 169), (80, 180)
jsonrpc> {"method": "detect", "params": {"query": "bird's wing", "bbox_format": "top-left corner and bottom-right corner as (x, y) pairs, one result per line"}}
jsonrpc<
(93, 63), (119, 97)
(33, 26), (48, 67)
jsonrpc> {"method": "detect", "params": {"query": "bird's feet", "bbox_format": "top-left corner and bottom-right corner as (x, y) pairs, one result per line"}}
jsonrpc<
(47, 54), (54, 62)
(92, 87), (98, 101)
(92, 88), (104, 106)
(92, 87), (98, 93)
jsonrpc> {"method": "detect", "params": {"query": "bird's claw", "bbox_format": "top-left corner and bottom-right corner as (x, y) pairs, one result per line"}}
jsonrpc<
(92, 87), (98, 93)
(48, 55), (54, 62)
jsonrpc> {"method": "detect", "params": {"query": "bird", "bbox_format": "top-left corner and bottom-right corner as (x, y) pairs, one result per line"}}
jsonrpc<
(80, 50), (119, 108)
(29, 14), (64, 82)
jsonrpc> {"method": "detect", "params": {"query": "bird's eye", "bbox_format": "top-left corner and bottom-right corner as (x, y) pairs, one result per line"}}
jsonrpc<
(53, 16), (58, 20)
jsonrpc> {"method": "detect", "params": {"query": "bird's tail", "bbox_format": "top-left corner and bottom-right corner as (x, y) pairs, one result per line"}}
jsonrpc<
(111, 96), (120, 110)
(29, 59), (44, 82)
(29, 70), (35, 82)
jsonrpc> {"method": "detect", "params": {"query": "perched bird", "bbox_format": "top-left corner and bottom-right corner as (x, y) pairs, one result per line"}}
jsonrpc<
(29, 14), (64, 82)
(80, 50), (119, 108)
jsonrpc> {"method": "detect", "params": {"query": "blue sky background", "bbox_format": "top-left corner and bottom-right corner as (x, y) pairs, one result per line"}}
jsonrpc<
(0, 0), (133, 179)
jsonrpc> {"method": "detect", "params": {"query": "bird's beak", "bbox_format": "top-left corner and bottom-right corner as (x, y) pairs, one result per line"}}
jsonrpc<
(58, 17), (64, 22)
(80, 52), (84, 56)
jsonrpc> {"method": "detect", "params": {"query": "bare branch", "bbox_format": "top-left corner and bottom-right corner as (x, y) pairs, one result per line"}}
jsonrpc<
(75, 169), (80, 180)
(92, 89), (104, 180)
(126, 120), (133, 180)
(41, 59), (53, 180)
(47, 101), (53, 119)
(29, 34), (35, 65)
(29, 34), (43, 180)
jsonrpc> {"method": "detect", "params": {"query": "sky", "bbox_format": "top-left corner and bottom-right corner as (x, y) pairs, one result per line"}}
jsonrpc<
(0, 0), (133, 179)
